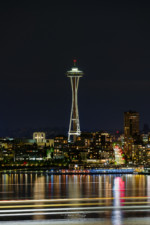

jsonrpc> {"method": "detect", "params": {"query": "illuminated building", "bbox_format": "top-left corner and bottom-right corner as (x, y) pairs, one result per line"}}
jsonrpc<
(92, 132), (113, 163)
(54, 136), (68, 159)
(33, 132), (46, 143)
(67, 60), (83, 142)
(131, 144), (146, 165)
(94, 132), (112, 148)
(146, 144), (150, 164)
(113, 144), (125, 165)
(124, 111), (139, 139)
(75, 132), (114, 165)
(124, 111), (140, 163)
(142, 134), (149, 144)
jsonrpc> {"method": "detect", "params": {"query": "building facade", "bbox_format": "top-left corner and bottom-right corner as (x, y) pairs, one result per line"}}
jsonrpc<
(124, 111), (139, 139)
(33, 132), (46, 143)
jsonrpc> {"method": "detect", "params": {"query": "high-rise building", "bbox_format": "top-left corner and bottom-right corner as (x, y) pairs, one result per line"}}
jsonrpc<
(124, 111), (139, 138)
(67, 60), (83, 142)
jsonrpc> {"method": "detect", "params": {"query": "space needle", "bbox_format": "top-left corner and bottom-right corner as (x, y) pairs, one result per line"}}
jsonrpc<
(67, 60), (83, 142)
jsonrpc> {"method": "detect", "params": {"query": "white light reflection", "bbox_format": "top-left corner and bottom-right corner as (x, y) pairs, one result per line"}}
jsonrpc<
(147, 175), (150, 203)
(112, 177), (125, 225)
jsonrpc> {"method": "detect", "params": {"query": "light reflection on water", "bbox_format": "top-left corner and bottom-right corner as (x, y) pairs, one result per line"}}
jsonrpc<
(112, 177), (125, 225)
(33, 176), (45, 220)
(0, 173), (149, 223)
(0, 174), (148, 199)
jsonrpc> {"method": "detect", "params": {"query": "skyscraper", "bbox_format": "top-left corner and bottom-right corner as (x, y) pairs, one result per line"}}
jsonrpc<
(67, 60), (83, 142)
(124, 111), (139, 139)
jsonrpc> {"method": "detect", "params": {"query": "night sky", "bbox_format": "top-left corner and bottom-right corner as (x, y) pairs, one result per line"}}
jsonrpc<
(0, 0), (150, 135)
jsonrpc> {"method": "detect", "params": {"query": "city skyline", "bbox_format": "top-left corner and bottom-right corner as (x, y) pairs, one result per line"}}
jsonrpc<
(0, 1), (150, 132)
(0, 110), (148, 138)
(1, 1), (150, 224)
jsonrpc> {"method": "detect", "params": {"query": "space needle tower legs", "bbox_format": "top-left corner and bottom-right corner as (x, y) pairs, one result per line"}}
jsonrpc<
(67, 60), (83, 142)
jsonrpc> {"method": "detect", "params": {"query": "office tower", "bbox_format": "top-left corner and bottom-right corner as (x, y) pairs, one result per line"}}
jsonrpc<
(124, 111), (139, 138)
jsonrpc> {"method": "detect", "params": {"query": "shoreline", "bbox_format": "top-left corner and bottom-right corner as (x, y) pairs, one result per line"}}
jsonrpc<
(0, 167), (147, 175)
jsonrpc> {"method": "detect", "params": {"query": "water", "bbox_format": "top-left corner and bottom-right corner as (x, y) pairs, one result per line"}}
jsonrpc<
(0, 173), (150, 224)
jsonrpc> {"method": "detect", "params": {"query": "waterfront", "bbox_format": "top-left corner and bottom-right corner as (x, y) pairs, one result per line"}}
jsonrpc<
(0, 173), (150, 224)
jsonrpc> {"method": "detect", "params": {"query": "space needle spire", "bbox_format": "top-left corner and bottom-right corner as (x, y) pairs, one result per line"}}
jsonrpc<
(67, 60), (83, 142)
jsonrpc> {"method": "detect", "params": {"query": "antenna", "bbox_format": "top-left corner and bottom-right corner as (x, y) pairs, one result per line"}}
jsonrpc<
(73, 59), (77, 67)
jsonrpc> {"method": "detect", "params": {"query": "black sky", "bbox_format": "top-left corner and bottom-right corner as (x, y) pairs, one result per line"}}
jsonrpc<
(0, 0), (150, 134)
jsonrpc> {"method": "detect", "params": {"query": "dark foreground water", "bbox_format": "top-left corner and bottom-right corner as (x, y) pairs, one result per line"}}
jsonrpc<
(0, 173), (150, 224)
